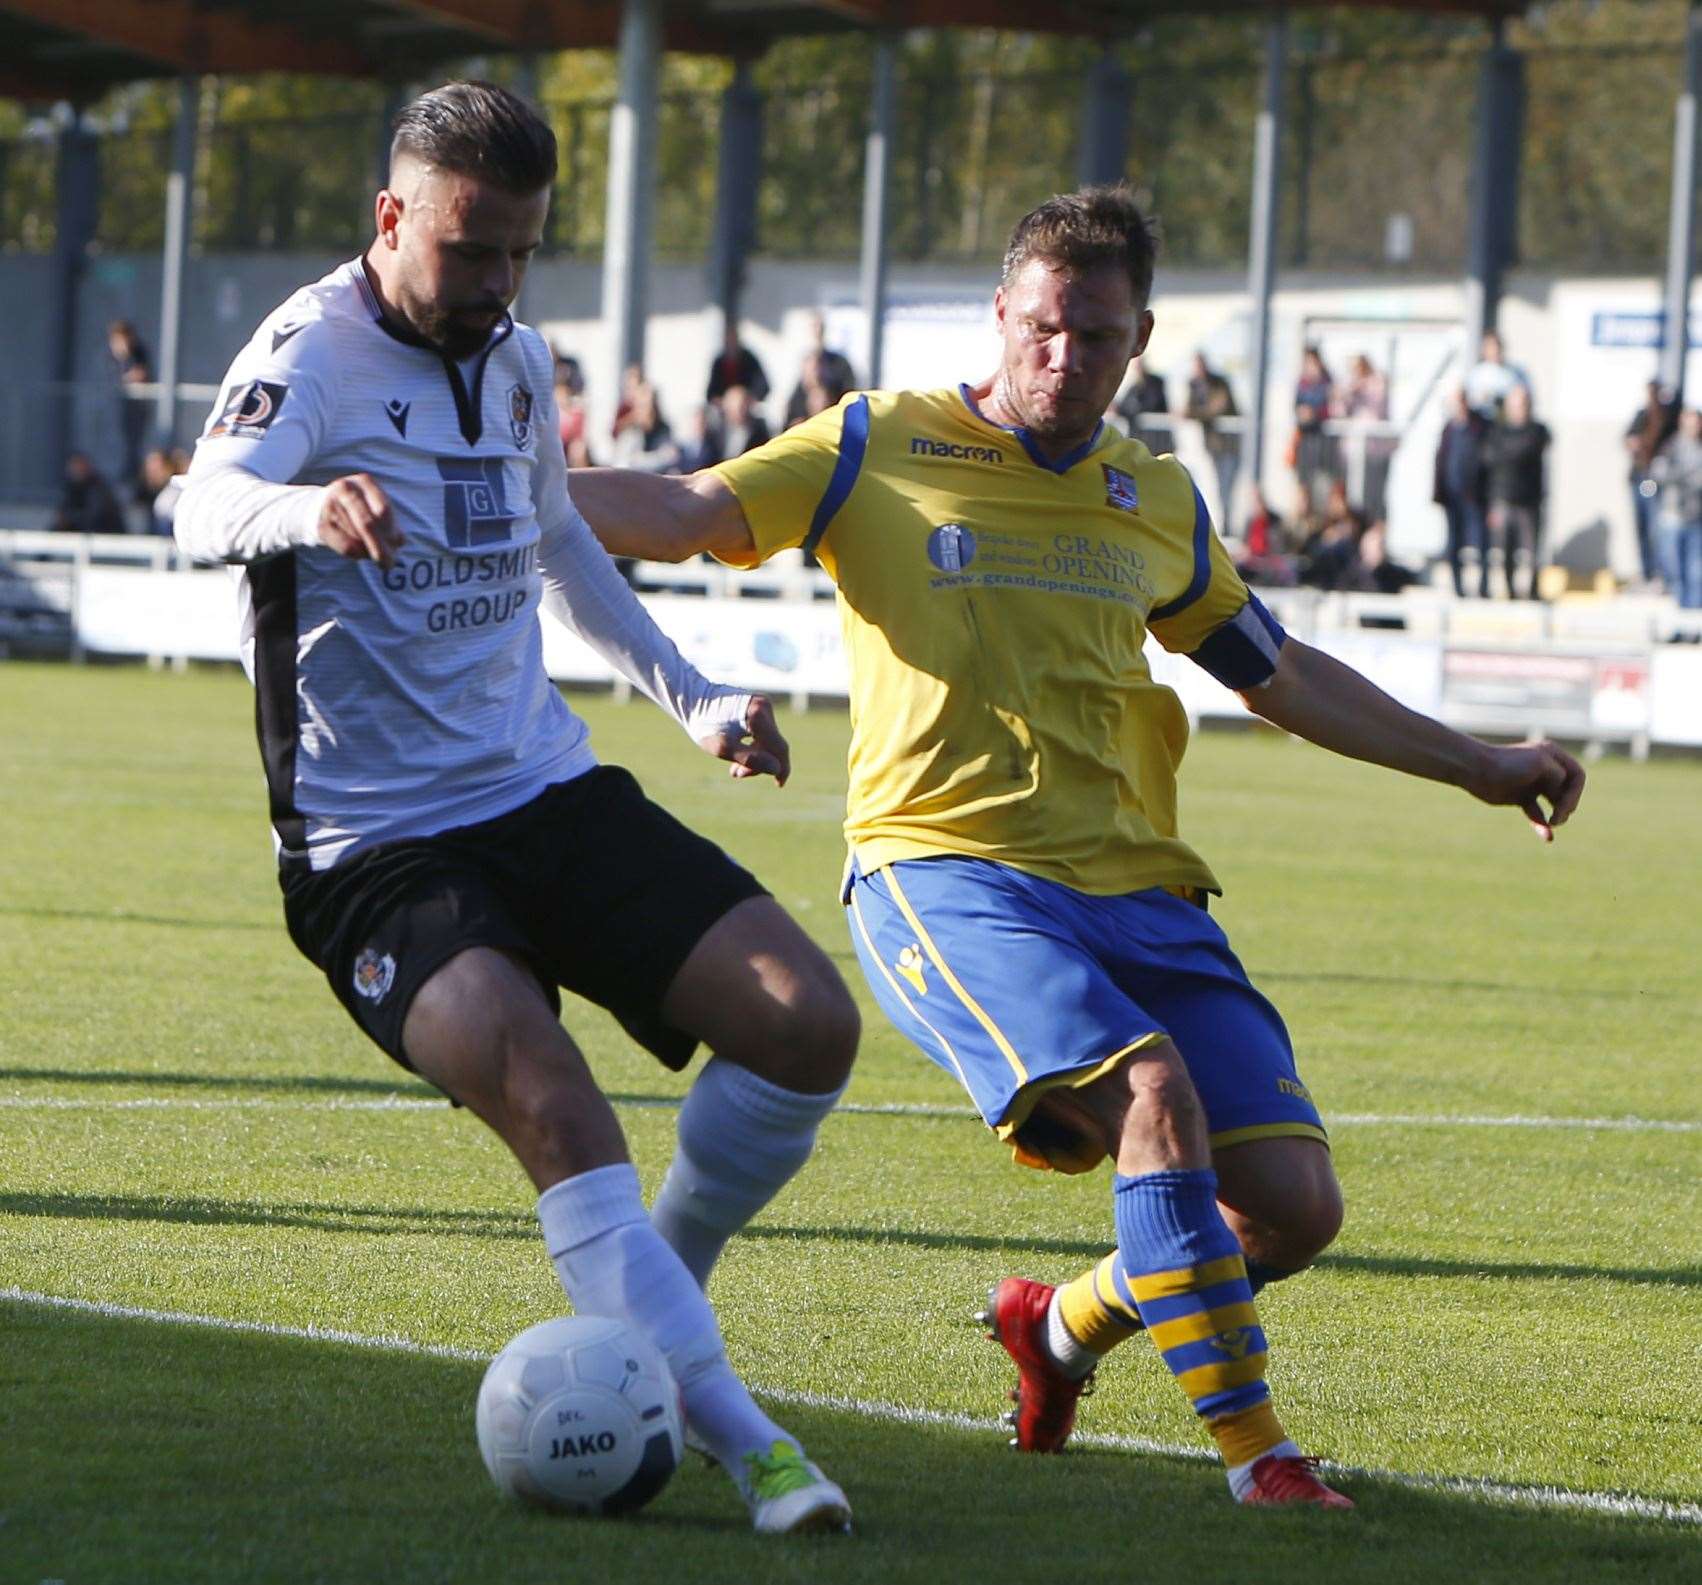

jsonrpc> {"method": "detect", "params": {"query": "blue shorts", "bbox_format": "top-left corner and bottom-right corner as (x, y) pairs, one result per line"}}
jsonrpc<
(844, 855), (1327, 1172)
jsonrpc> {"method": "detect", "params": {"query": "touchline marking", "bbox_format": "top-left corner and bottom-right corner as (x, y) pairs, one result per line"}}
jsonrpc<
(4, 1287), (1698, 1528)
(1, 1092), (1698, 1134)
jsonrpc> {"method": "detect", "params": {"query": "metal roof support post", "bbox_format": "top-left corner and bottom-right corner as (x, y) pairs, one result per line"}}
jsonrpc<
(511, 53), (542, 324)
(1243, 11), (1286, 512)
(1463, 22), (1524, 359)
(1660, 2), (1702, 403)
(601, 0), (661, 394)
(859, 32), (898, 390)
(708, 59), (763, 336)
(48, 108), (99, 490)
(155, 75), (200, 450)
(1076, 48), (1132, 188)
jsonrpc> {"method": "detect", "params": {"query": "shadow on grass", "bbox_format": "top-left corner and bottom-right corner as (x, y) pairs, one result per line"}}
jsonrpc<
(5, 1191), (1697, 1291)
(3, 1302), (1696, 1585)
(1251, 967), (1691, 1005)
(0, 903), (276, 931)
(0, 1065), (439, 1098)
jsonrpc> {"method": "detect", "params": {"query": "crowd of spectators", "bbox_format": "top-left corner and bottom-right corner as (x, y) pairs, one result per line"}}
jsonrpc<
(40, 309), (1702, 614)
(549, 309), (858, 484)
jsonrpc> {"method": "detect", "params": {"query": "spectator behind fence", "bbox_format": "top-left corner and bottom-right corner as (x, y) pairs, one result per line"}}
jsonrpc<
(1234, 485), (1297, 587)
(1115, 355), (1170, 453)
(554, 354), (591, 467)
(707, 320), (769, 407)
(1480, 383), (1550, 600)
(676, 405), (721, 474)
(1183, 353), (1240, 531)
(107, 319), (153, 495)
(714, 385), (771, 462)
(1296, 481), (1362, 591)
(1337, 353), (1393, 521)
(51, 451), (126, 536)
(1433, 388), (1489, 598)
(1350, 520), (1418, 595)
(1626, 379), (1679, 587)
(1649, 406), (1702, 609)
(1462, 329), (1530, 421)
(1289, 345), (1335, 515)
(610, 361), (644, 443)
(785, 313), (855, 428)
(611, 381), (680, 474)
(136, 447), (188, 535)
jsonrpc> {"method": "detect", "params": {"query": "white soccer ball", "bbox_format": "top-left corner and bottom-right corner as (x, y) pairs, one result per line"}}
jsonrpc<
(476, 1314), (684, 1515)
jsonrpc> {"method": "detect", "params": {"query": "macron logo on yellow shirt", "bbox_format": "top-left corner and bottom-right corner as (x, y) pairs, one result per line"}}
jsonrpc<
(909, 437), (1004, 464)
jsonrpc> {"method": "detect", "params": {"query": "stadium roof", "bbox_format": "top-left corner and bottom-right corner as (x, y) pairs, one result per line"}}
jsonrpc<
(1, 0), (1527, 102)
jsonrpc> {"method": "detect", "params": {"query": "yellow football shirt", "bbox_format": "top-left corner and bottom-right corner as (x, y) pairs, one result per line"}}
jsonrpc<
(712, 386), (1261, 896)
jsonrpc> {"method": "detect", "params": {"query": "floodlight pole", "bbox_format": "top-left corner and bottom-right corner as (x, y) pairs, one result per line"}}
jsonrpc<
(1077, 48), (1132, 187)
(1660, 1), (1702, 403)
(602, 0), (661, 395)
(709, 58), (763, 335)
(859, 32), (898, 389)
(47, 107), (99, 489)
(1463, 21), (1524, 360)
(1243, 11), (1287, 512)
(156, 75), (201, 447)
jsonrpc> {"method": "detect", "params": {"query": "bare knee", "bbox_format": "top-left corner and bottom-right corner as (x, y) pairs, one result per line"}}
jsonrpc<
(1073, 1042), (1210, 1175)
(665, 900), (860, 1093)
(760, 969), (860, 1090)
(1215, 1139), (1343, 1271)
(403, 948), (626, 1187)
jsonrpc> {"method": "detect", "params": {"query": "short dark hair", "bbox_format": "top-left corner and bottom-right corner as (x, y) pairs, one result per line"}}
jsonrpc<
(1001, 184), (1159, 306)
(390, 81), (557, 193)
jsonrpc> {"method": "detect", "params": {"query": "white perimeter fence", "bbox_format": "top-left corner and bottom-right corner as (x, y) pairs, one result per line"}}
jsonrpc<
(4, 528), (1702, 758)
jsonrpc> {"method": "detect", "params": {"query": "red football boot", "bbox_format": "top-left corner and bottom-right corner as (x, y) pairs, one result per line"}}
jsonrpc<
(1241, 1454), (1355, 1510)
(976, 1277), (1093, 1453)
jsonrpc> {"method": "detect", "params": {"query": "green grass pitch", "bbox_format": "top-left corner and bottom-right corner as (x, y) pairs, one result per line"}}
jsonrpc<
(1, 660), (1698, 1584)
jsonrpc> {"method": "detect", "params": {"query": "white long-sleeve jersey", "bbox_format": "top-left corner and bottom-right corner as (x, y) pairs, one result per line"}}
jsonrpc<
(177, 257), (749, 871)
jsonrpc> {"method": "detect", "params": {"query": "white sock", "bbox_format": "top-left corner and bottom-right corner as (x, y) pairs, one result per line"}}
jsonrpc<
(650, 1058), (845, 1288)
(1227, 1438), (1302, 1501)
(1044, 1288), (1100, 1380)
(538, 1162), (794, 1473)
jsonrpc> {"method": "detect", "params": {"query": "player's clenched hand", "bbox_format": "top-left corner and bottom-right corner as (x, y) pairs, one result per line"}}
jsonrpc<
(697, 695), (791, 787)
(1465, 738), (1585, 843)
(318, 473), (403, 568)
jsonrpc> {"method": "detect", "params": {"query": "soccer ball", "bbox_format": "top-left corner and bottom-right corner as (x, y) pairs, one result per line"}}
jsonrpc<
(476, 1314), (685, 1515)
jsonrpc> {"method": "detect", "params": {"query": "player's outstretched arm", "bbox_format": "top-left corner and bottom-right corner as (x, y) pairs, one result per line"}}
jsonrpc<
(569, 468), (755, 564)
(1241, 636), (1585, 841)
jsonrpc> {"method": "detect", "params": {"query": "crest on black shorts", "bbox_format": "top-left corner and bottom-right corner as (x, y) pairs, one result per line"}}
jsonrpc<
(508, 383), (534, 448)
(352, 947), (396, 1003)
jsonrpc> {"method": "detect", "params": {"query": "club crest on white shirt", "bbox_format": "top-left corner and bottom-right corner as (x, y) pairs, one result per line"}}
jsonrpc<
(508, 383), (534, 448)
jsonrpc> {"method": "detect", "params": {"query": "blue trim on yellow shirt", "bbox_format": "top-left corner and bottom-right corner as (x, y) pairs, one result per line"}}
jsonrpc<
(1191, 594), (1287, 690)
(803, 394), (871, 557)
(957, 384), (1104, 475)
(1148, 481), (1213, 622)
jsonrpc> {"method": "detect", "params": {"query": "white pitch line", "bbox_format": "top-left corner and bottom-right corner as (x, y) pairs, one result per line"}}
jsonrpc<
(3, 1286), (1698, 1529)
(1, 1092), (1698, 1134)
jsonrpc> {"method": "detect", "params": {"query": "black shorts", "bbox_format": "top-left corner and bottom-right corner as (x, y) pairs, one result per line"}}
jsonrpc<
(280, 766), (767, 1074)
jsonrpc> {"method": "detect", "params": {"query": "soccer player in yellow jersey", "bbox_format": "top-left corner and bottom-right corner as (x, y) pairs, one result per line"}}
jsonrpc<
(569, 186), (1584, 1509)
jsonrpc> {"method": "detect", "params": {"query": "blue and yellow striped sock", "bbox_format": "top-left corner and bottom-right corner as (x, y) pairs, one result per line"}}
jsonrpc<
(1111, 1167), (1288, 1469)
(1056, 1249), (1296, 1357)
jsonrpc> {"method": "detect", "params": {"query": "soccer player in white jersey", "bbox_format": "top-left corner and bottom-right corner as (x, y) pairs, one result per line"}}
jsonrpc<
(566, 186), (1587, 1508)
(174, 82), (854, 1536)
